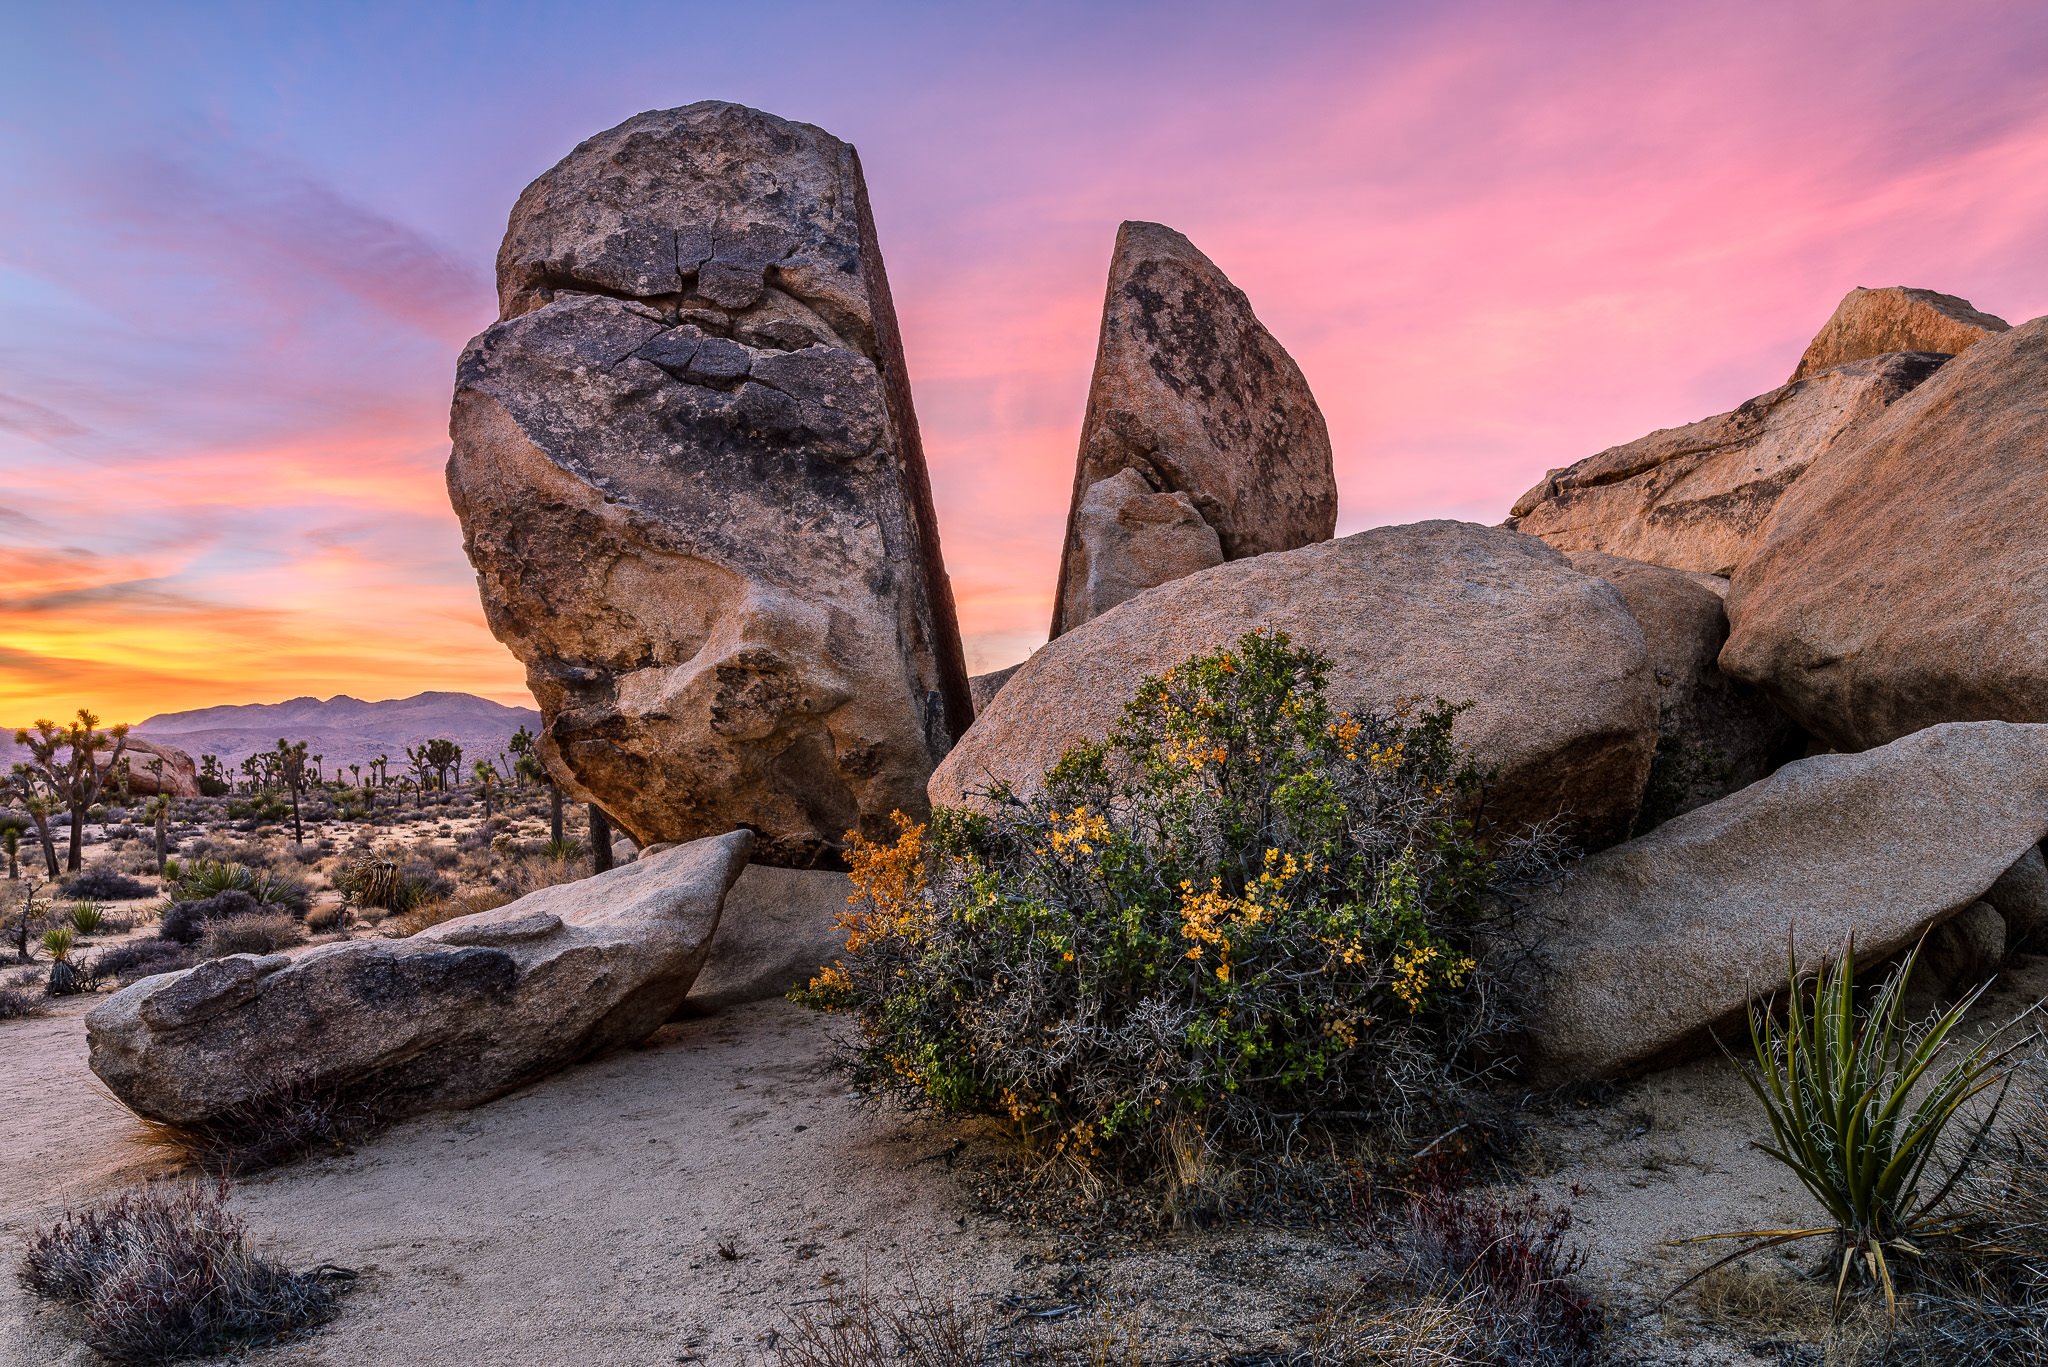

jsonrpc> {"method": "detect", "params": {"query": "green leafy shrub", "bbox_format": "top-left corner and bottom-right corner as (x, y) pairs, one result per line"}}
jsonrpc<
(805, 630), (1546, 1183)
(1686, 943), (2013, 1313)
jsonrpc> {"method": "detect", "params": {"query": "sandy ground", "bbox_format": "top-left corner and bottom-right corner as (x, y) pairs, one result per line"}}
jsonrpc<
(4, 950), (2040, 1365)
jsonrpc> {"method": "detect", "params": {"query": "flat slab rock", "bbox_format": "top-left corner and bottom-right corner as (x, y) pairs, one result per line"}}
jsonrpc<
(1515, 722), (2048, 1080)
(87, 831), (753, 1131)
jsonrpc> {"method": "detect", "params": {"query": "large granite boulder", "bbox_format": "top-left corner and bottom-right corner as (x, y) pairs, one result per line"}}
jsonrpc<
(1788, 286), (2008, 382)
(88, 831), (753, 1130)
(1049, 222), (1335, 638)
(1986, 844), (2048, 947)
(1507, 351), (1944, 577)
(938, 522), (1658, 848)
(1565, 552), (1801, 830)
(1516, 722), (2048, 1080)
(684, 862), (850, 1011)
(1722, 315), (2048, 750)
(448, 103), (971, 866)
(105, 738), (200, 799)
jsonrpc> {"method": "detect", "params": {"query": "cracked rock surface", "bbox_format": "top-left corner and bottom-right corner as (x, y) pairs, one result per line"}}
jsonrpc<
(1049, 222), (1335, 638)
(449, 102), (970, 866)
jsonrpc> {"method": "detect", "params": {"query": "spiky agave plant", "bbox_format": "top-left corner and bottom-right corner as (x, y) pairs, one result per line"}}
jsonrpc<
(1678, 941), (2024, 1315)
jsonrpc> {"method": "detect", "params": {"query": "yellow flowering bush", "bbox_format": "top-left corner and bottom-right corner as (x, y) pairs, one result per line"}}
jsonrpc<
(802, 630), (1543, 1181)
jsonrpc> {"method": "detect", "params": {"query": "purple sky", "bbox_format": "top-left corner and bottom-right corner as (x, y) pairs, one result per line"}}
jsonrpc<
(4, 1), (2047, 720)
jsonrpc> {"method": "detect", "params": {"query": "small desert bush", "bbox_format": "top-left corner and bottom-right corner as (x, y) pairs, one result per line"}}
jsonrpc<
(389, 887), (515, 936)
(69, 900), (106, 936)
(159, 891), (261, 946)
(165, 860), (308, 918)
(0, 982), (46, 1019)
(17, 1180), (344, 1361)
(91, 939), (197, 986)
(332, 854), (450, 915)
(1691, 943), (2012, 1311)
(61, 868), (154, 901)
(138, 1078), (387, 1173)
(806, 630), (1549, 1187)
(1405, 1184), (1605, 1364)
(198, 913), (302, 959)
(772, 1279), (983, 1367)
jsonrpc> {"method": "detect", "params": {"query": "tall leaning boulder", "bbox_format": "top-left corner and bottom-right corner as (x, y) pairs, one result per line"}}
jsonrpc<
(448, 104), (971, 866)
(1517, 722), (2048, 1080)
(940, 522), (1658, 849)
(1049, 222), (1335, 638)
(1722, 315), (2048, 751)
(1788, 286), (2008, 382)
(1507, 351), (1944, 577)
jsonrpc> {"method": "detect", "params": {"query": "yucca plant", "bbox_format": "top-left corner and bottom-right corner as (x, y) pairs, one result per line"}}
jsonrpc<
(1679, 941), (2020, 1315)
(40, 926), (74, 961)
(68, 900), (104, 936)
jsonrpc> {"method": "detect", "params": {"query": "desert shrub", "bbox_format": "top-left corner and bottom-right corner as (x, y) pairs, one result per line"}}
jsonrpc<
(61, 868), (154, 902)
(198, 914), (302, 959)
(806, 630), (1548, 1185)
(1405, 1184), (1605, 1363)
(17, 1179), (345, 1361)
(331, 854), (449, 915)
(390, 887), (514, 937)
(0, 983), (45, 1019)
(159, 891), (262, 946)
(773, 1279), (982, 1367)
(1688, 943), (2012, 1311)
(164, 859), (307, 919)
(90, 939), (197, 986)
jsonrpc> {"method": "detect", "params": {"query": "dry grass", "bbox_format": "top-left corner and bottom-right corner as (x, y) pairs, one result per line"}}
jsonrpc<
(1689, 1262), (1833, 1339)
(197, 913), (303, 959)
(18, 1179), (347, 1362)
(388, 887), (514, 936)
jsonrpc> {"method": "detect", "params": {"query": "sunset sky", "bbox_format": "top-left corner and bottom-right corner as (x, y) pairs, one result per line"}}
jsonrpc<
(4, 1), (2047, 725)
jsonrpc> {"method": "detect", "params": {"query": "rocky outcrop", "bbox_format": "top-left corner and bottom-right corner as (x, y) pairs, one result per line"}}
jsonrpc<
(1049, 222), (1335, 638)
(1722, 316), (2048, 751)
(684, 863), (850, 1011)
(88, 831), (753, 1130)
(1516, 722), (2048, 1080)
(938, 522), (1658, 848)
(1789, 286), (2008, 382)
(1508, 351), (1944, 577)
(1986, 844), (2048, 947)
(447, 103), (970, 866)
(104, 739), (199, 800)
(968, 663), (1023, 716)
(1565, 552), (1801, 830)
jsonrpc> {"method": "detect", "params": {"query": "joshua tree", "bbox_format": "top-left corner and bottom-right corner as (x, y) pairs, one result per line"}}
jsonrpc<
(473, 759), (498, 820)
(425, 739), (463, 791)
(2, 826), (17, 880)
(8, 874), (44, 962)
(197, 753), (227, 796)
(273, 738), (310, 845)
(148, 794), (171, 873)
(13, 710), (129, 873)
(509, 726), (565, 847)
(348, 763), (361, 788)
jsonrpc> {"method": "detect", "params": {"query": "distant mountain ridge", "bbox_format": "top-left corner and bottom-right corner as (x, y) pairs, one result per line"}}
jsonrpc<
(127, 691), (542, 774)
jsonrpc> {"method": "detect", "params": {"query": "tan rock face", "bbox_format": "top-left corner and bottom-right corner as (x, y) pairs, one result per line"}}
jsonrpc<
(1721, 316), (2048, 751)
(88, 832), (753, 1130)
(448, 103), (970, 866)
(937, 522), (1658, 849)
(1566, 552), (1801, 831)
(1049, 222), (1335, 638)
(967, 663), (1023, 716)
(684, 863), (850, 1011)
(1788, 286), (2008, 382)
(104, 739), (199, 799)
(1516, 722), (2048, 1081)
(1508, 352), (1944, 577)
